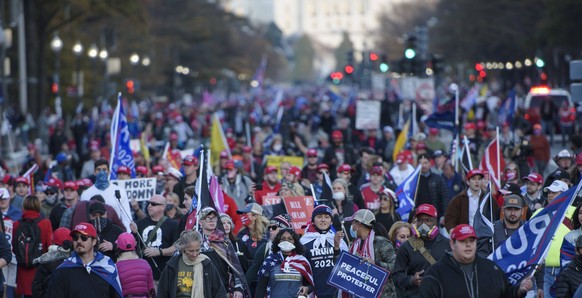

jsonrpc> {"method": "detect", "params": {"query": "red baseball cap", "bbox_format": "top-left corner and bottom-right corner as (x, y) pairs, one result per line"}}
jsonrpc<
(264, 166), (278, 174)
(450, 224), (477, 241)
(464, 122), (476, 130)
(220, 150), (229, 159)
(337, 164), (353, 173)
(136, 166), (148, 176)
(416, 204), (437, 218)
(577, 153), (582, 166)
(0, 175), (12, 185)
(317, 164), (329, 171)
(53, 227), (72, 246)
(71, 222), (97, 238)
(429, 128), (439, 135)
(63, 181), (78, 191)
(77, 178), (93, 187)
(182, 155), (199, 166)
(416, 142), (427, 150)
(14, 177), (28, 185)
(117, 166), (131, 175)
(370, 166), (383, 175)
(289, 166), (301, 177)
(152, 165), (164, 175)
(331, 130), (343, 140)
(47, 178), (63, 190)
(306, 148), (318, 157)
(224, 160), (235, 170)
(522, 172), (543, 184)
(243, 146), (252, 153)
(466, 169), (484, 180)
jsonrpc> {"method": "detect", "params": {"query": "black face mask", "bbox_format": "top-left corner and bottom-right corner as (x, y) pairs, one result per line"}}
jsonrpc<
(92, 217), (108, 233)
(165, 204), (174, 212)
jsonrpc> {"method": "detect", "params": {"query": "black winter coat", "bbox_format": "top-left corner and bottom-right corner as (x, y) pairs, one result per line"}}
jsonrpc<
(392, 235), (449, 298)
(157, 254), (227, 298)
(420, 252), (521, 298)
(556, 256), (582, 298)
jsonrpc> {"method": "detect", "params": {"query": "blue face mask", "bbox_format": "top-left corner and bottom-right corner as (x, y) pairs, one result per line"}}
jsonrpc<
(350, 225), (358, 239)
(95, 170), (110, 190)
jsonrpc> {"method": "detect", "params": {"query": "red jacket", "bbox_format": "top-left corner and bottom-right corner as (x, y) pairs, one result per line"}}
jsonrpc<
(13, 210), (53, 296)
(222, 191), (242, 234)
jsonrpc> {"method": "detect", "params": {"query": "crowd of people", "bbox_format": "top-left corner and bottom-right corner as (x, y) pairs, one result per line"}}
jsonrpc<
(0, 84), (580, 297)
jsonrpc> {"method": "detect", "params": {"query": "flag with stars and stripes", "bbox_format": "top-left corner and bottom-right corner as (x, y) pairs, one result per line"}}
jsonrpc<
(257, 252), (313, 297)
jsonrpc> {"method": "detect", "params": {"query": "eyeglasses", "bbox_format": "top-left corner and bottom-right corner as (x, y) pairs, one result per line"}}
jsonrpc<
(72, 234), (91, 242)
(203, 216), (218, 222)
(269, 225), (279, 230)
(149, 202), (164, 206)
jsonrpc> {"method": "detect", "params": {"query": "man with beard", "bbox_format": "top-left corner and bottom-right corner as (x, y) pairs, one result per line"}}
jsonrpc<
(49, 181), (79, 230)
(393, 204), (449, 297)
(88, 202), (124, 262)
(522, 173), (544, 219)
(48, 222), (123, 297)
(80, 159), (131, 232)
(198, 207), (249, 298)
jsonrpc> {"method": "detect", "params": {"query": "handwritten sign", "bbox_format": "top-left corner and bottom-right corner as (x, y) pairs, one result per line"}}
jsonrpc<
(118, 178), (157, 201)
(327, 251), (390, 298)
(282, 196), (315, 234)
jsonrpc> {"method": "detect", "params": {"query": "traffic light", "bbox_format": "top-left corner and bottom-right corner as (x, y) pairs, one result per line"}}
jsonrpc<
(404, 36), (417, 60)
(369, 52), (378, 61)
(51, 82), (59, 94)
(126, 80), (135, 94)
(379, 54), (389, 72)
(344, 65), (354, 75)
(330, 72), (344, 84)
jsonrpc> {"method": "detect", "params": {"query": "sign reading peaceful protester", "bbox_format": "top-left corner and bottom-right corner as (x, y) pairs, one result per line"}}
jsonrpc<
(117, 178), (157, 201)
(328, 251), (390, 298)
(282, 196), (315, 234)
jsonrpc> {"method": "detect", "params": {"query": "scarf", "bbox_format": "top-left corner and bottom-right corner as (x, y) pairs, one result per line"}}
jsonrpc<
(258, 252), (314, 298)
(300, 224), (348, 252)
(349, 229), (375, 261)
(182, 253), (209, 298)
(58, 251), (122, 297)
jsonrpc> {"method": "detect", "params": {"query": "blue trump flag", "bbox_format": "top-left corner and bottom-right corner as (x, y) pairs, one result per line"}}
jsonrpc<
(491, 181), (582, 285)
(109, 93), (135, 180)
(395, 166), (421, 222)
(424, 110), (456, 132)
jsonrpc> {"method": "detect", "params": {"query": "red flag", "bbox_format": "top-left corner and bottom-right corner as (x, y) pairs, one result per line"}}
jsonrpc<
(479, 137), (506, 190)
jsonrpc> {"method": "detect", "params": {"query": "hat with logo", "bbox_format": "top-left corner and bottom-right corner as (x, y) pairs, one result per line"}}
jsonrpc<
(237, 203), (263, 215)
(183, 155), (199, 166)
(306, 148), (318, 157)
(311, 205), (333, 222)
(0, 188), (9, 199)
(199, 207), (218, 219)
(224, 160), (235, 170)
(14, 177), (28, 185)
(136, 166), (148, 176)
(166, 167), (183, 180)
(63, 181), (78, 191)
(544, 180), (569, 193)
(466, 169), (484, 180)
(556, 149), (573, 159)
(289, 166), (301, 178)
(152, 165), (164, 175)
(464, 122), (476, 130)
(264, 166), (278, 174)
(522, 173), (543, 185)
(317, 164), (329, 171)
(117, 166), (131, 175)
(503, 194), (524, 209)
(220, 150), (229, 159)
(416, 204), (438, 218)
(337, 164), (353, 173)
(450, 224), (477, 241)
(345, 209), (376, 226)
(71, 222), (97, 238)
(116, 232), (136, 251)
(370, 166), (383, 175)
(46, 178), (63, 191)
(331, 130), (343, 140)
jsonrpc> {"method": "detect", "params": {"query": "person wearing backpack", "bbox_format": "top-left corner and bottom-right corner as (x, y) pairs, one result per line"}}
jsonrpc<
(12, 195), (52, 297)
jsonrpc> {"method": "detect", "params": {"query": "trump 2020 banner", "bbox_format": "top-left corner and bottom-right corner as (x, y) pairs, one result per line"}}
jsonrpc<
(327, 251), (389, 298)
(491, 182), (581, 284)
(109, 93), (135, 180)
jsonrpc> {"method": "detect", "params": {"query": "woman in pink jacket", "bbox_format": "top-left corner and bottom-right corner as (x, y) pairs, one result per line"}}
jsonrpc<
(115, 233), (155, 298)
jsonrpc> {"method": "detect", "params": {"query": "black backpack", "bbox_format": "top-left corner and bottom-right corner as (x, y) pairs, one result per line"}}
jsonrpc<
(14, 218), (43, 268)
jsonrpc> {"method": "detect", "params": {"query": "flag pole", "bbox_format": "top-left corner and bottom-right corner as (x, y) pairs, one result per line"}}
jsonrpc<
(463, 135), (473, 170)
(413, 165), (422, 205)
(195, 147), (205, 231)
(496, 126), (501, 188)
(245, 121), (255, 178)
(109, 93), (122, 179)
(489, 181), (495, 253)
(453, 84), (460, 172)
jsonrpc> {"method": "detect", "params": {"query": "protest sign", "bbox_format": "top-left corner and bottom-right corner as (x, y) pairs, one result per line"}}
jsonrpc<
(115, 178), (157, 201)
(327, 251), (389, 298)
(265, 155), (304, 179)
(282, 196), (315, 234)
(356, 100), (381, 130)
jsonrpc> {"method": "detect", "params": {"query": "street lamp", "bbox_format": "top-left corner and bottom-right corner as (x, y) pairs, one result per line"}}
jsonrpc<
(129, 53), (139, 65)
(50, 33), (63, 96)
(141, 55), (150, 67)
(72, 41), (83, 101)
(99, 49), (108, 98)
(87, 44), (98, 100)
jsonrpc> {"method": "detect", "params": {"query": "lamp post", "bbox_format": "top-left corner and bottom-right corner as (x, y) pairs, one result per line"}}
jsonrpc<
(50, 33), (63, 97)
(72, 41), (83, 102)
(87, 44), (98, 100)
(99, 48), (108, 99)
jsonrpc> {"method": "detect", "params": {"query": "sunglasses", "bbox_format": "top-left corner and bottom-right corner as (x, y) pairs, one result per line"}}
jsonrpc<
(72, 234), (91, 241)
(149, 202), (163, 206)
(269, 225), (279, 230)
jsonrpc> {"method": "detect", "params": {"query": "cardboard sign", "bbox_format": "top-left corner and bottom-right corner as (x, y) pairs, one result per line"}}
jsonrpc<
(263, 196), (282, 205)
(117, 178), (157, 201)
(282, 196), (315, 234)
(356, 100), (381, 130)
(327, 251), (390, 298)
(265, 155), (304, 180)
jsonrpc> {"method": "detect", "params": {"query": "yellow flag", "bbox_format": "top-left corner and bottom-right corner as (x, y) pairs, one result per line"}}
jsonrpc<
(210, 114), (230, 166)
(393, 119), (410, 161)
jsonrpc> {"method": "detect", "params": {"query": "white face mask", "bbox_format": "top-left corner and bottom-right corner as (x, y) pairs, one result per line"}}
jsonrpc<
(333, 192), (345, 201)
(273, 144), (283, 151)
(278, 241), (295, 252)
